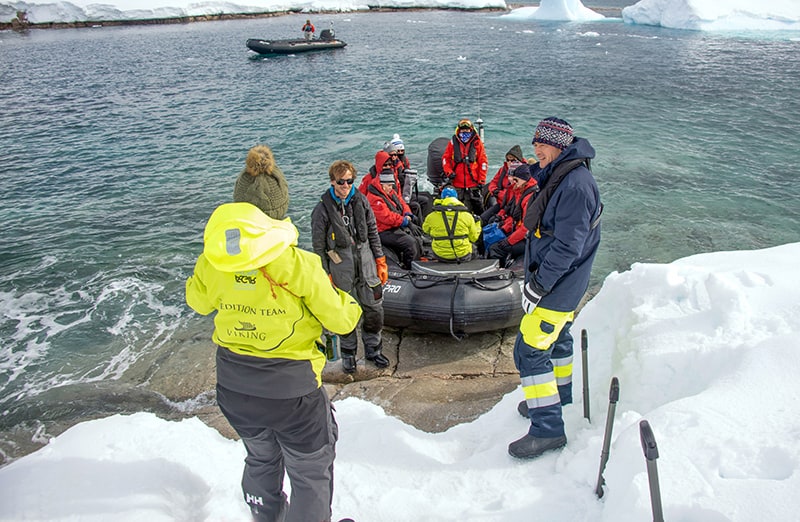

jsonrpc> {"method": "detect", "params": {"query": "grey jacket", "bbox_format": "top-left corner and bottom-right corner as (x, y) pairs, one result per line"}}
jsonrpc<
(311, 187), (383, 292)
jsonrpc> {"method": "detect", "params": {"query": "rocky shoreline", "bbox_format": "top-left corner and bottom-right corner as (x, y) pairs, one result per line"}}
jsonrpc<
(0, 287), (595, 467)
(0, 321), (523, 467)
(1, 7), (506, 32)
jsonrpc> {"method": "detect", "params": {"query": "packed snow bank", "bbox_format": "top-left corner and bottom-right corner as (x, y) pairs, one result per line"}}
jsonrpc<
(2, 242), (799, 521)
(622, 0), (800, 31)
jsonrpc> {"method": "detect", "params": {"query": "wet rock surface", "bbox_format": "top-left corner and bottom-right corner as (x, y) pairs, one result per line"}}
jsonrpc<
(0, 323), (522, 466)
(144, 324), (522, 440)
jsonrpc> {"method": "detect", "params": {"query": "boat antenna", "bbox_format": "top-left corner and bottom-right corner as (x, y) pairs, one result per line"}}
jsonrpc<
(475, 84), (484, 143)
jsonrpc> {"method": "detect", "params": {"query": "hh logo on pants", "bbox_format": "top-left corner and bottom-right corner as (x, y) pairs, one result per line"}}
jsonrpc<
(246, 493), (264, 506)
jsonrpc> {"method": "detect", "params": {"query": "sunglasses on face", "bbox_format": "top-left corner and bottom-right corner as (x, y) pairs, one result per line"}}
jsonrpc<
(335, 178), (355, 186)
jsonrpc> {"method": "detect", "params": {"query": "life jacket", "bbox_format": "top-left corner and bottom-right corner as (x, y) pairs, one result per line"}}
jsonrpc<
(367, 184), (406, 217)
(451, 136), (479, 184)
(320, 189), (369, 248)
(509, 184), (539, 223)
(429, 201), (471, 260)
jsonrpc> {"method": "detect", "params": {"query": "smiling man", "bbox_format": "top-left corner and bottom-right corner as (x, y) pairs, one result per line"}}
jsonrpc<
(311, 160), (390, 375)
(509, 117), (603, 459)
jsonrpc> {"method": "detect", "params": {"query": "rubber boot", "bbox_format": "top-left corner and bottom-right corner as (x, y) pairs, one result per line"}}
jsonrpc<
(517, 400), (528, 418)
(508, 433), (567, 459)
(341, 351), (356, 374)
(365, 344), (390, 368)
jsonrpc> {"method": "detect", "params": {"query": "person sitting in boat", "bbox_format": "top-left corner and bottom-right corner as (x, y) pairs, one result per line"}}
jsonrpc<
(487, 164), (539, 267)
(357, 149), (390, 196)
(422, 187), (481, 263)
(311, 160), (390, 374)
(441, 118), (489, 215)
(301, 19), (315, 41)
(480, 156), (525, 226)
(384, 135), (434, 222)
(365, 151), (421, 270)
(486, 145), (526, 211)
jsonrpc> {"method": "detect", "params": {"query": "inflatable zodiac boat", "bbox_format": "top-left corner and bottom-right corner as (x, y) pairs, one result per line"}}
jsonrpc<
(382, 256), (524, 338)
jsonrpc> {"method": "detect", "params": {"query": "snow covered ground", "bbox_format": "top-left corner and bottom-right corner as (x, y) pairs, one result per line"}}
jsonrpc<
(4, 0), (800, 29)
(1, 242), (799, 521)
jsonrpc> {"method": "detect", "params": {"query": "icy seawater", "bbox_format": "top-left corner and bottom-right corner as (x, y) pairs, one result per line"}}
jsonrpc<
(1, 9), (799, 463)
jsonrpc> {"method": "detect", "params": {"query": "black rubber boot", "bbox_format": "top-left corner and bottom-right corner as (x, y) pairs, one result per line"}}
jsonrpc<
(508, 434), (567, 459)
(517, 400), (529, 418)
(365, 344), (390, 368)
(341, 353), (356, 374)
(366, 351), (389, 368)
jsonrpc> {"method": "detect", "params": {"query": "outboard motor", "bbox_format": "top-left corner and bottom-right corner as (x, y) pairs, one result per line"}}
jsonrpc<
(426, 137), (449, 191)
(320, 29), (335, 41)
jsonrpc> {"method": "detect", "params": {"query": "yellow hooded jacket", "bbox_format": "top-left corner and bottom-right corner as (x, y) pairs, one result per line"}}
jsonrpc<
(185, 202), (362, 398)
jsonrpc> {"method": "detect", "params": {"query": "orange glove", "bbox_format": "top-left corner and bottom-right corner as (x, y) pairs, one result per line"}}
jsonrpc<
(375, 256), (388, 285)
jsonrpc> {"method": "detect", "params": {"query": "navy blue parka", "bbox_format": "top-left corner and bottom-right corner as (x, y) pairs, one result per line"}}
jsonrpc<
(526, 137), (601, 312)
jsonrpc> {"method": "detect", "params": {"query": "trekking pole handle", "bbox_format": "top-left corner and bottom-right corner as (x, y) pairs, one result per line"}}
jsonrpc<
(581, 328), (590, 422)
(640, 420), (659, 461)
(609, 376), (619, 404)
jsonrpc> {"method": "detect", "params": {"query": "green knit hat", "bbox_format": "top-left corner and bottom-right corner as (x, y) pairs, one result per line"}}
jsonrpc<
(232, 145), (289, 220)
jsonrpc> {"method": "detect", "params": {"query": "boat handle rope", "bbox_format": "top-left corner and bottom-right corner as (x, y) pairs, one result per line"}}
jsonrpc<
(448, 277), (466, 341)
(397, 271), (519, 292)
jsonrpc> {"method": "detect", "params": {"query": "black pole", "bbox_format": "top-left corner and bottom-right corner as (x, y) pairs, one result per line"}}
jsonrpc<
(639, 420), (664, 522)
(581, 329), (590, 422)
(594, 376), (619, 498)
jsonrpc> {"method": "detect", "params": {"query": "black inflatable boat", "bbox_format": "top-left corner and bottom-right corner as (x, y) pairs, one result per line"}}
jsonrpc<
(381, 256), (524, 338)
(246, 28), (346, 55)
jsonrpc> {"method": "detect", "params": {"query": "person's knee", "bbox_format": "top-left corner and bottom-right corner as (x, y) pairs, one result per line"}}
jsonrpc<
(519, 308), (575, 350)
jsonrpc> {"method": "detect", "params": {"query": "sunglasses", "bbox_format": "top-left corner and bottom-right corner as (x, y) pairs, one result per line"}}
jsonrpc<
(335, 178), (355, 186)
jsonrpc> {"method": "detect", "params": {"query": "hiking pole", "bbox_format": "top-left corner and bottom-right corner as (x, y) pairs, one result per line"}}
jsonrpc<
(639, 420), (664, 522)
(594, 376), (619, 498)
(581, 328), (590, 422)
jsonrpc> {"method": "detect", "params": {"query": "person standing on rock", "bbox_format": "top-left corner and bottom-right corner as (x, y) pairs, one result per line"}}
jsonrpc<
(509, 118), (602, 459)
(185, 144), (362, 521)
(311, 159), (390, 374)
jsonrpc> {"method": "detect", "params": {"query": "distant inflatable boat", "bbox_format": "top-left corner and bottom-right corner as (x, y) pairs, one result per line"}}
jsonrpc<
(382, 257), (524, 338)
(246, 28), (346, 55)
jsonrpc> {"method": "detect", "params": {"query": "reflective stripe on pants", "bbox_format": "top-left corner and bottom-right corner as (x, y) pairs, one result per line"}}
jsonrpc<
(515, 308), (574, 438)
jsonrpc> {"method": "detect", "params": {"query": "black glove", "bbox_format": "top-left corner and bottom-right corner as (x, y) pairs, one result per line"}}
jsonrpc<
(521, 276), (548, 314)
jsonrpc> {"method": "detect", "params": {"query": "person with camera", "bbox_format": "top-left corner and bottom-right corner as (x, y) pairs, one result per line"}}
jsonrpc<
(311, 160), (390, 375)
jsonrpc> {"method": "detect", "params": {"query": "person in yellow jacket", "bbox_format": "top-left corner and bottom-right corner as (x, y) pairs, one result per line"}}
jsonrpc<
(185, 145), (361, 522)
(422, 186), (482, 262)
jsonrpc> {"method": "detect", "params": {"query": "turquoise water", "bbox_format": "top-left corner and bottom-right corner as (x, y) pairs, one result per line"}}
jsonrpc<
(1, 10), (799, 461)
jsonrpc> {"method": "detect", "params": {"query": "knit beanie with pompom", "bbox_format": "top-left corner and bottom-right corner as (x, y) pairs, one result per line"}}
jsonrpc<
(232, 145), (289, 220)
